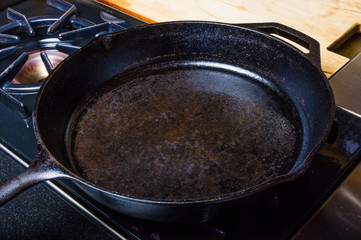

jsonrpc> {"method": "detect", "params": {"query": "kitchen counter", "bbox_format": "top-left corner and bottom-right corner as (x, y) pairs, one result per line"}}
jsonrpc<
(96, 0), (361, 77)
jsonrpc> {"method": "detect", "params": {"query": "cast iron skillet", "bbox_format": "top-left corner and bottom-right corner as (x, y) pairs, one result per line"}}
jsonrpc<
(0, 22), (334, 222)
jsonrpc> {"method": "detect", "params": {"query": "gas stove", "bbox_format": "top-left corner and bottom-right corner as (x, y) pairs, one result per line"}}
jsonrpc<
(0, 0), (361, 239)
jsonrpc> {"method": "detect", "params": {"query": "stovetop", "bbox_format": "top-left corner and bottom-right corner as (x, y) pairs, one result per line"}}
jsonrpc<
(1, 1), (361, 239)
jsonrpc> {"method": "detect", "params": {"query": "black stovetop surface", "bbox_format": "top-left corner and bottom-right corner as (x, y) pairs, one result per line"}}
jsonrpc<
(0, 149), (113, 239)
(1, 1), (361, 239)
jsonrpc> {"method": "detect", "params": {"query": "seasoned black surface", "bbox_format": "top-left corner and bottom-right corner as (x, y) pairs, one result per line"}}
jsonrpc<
(0, 150), (112, 240)
(70, 65), (301, 200)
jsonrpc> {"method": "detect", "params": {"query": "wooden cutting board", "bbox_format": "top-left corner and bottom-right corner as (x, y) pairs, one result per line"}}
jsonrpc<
(96, 0), (361, 77)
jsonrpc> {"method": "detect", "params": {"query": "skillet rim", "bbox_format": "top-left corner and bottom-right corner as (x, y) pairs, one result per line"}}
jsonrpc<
(33, 21), (335, 205)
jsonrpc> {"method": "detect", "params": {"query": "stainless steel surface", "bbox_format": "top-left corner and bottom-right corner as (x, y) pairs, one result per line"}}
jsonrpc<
(292, 161), (361, 239)
(330, 52), (361, 117)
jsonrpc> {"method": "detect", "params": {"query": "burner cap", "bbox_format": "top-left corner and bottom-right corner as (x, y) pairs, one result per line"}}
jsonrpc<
(11, 50), (68, 84)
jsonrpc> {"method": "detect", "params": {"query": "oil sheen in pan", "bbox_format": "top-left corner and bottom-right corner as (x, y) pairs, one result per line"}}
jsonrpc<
(67, 62), (303, 201)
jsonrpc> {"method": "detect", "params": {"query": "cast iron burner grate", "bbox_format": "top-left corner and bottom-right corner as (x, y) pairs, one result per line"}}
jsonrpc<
(0, 0), (126, 119)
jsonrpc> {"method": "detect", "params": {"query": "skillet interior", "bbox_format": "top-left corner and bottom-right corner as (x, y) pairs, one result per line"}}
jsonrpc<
(65, 61), (303, 201)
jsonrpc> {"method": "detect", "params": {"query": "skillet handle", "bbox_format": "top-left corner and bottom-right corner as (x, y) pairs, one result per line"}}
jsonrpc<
(0, 144), (69, 206)
(235, 22), (321, 69)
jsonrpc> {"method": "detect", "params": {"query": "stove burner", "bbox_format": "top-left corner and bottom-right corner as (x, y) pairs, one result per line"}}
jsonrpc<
(0, 0), (126, 118)
(11, 50), (68, 84)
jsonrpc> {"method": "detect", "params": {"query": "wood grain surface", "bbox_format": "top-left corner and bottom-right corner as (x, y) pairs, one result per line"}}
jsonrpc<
(96, 0), (361, 76)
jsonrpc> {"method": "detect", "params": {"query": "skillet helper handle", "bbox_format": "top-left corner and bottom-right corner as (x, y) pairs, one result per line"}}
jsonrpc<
(0, 145), (68, 206)
(235, 22), (322, 69)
